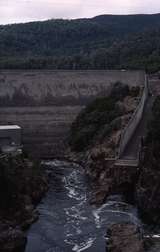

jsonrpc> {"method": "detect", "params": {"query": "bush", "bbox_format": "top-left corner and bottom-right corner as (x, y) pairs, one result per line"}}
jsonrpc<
(69, 83), (129, 151)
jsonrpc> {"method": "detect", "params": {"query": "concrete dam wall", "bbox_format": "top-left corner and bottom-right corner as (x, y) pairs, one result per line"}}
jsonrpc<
(0, 70), (145, 158)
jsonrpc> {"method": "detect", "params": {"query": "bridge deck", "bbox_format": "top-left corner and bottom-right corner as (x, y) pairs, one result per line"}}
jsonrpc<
(121, 95), (154, 160)
(115, 158), (139, 167)
(116, 77), (158, 165)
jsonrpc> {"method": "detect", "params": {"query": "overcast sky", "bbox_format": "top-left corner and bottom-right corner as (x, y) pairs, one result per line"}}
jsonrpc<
(0, 0), (160, 25)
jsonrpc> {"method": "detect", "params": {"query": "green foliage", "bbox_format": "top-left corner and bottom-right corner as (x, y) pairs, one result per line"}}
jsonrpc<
(1, 14), (160, 71)
(69, 83), (129, 151)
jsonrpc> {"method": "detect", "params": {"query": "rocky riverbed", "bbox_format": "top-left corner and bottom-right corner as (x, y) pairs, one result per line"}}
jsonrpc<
(25, 160), (142, 252)
(107, 223), (145, 252)
(2, 88), (160, 252)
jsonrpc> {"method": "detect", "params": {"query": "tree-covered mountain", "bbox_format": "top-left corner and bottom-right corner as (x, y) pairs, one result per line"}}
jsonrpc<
(1, 14), (160, 72)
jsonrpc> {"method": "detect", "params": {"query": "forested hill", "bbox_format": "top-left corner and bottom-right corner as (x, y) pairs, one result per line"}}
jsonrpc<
(1, 14), (160, 72)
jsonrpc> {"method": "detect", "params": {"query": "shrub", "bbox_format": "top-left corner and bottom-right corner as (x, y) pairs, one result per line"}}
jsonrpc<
(69, 83), (129, 151)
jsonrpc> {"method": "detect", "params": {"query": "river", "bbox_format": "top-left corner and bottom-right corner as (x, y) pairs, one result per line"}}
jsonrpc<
(25, 160), (141, 252)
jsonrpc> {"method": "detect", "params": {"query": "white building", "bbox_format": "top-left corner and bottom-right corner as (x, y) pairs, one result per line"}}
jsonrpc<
(0, 125), (22, 154)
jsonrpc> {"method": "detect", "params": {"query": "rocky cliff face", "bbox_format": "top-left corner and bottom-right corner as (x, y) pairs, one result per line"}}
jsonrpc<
(136, 97), (160, 224)
(136, 145), (160, 224)
(0, 154), (48, 251)
(67, 84), (141, 204)
(66, 87), (160, 250)
(82, 95), (160, 226)
(84, 95), (160, 228)
(107, 223), (145, 252)
(85, 151), (138, 205)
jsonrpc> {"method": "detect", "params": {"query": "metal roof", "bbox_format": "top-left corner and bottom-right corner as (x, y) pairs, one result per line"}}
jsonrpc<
(0, 125), (21, 130)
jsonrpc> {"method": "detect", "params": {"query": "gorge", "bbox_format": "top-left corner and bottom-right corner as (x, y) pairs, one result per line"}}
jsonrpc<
(1, 69), (160, 252)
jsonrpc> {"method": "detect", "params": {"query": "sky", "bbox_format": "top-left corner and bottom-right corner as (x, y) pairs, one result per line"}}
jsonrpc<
(0, 0), (160, 25)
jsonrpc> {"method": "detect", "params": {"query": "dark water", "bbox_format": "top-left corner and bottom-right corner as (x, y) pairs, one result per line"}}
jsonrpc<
(25, 160), (141, 252)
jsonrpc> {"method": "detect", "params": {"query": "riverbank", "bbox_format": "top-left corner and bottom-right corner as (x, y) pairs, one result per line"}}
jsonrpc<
(2, 84), (160, 251)
(66, 88), (160, 250)
(66, 83), (141, 205)
(25, 160), (142, 252)
(0, 154), (48, 252)
(107, 223), (145, 252)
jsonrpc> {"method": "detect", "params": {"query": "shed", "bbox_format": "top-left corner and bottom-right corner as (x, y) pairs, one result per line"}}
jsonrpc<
(0, 125), (21, 148)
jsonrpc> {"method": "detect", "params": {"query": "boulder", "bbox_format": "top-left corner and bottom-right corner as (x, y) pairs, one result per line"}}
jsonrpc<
(106, 223), (144, 252)
(0, 224), (26, 252)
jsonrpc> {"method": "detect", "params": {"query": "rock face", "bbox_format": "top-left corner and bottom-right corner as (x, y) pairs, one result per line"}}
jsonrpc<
(0, 154), (48, 251)
(0, 224), (26, 252)
(107, 223), (145, 252)
(84, 94), (160, 230)
(67, 84), (141, 205)
(136, 97), (160, 224)
(136, 144), (160, 223)
(86, 151), (137, 205)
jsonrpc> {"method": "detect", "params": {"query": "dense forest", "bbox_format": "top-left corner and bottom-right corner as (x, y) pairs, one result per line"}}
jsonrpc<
(1, 14), (160, 72)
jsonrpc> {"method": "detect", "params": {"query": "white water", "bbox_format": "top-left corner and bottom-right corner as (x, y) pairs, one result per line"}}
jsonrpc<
(25, 160), (140, 252)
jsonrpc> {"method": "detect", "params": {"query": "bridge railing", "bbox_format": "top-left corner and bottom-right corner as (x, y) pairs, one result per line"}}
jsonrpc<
(118, 74), (149, 158)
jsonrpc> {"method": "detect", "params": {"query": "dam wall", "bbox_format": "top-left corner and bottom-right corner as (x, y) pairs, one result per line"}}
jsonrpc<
(0, 70), (145, 158)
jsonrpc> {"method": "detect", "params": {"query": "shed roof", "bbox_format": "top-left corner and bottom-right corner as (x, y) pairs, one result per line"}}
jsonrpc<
(0, 125), (21, 130)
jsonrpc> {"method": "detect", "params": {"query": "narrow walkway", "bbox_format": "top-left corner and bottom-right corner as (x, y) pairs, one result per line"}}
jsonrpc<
(121, 95), (154, 160)
(115, 158), (139, 167)
(115, 78), (157, 167)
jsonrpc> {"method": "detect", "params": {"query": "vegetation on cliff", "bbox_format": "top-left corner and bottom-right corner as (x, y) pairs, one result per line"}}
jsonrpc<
(136, 96), (160, 224)
(1, 14), (160, 72)
(69, 83), (139, 152)
(68, 83), (141, 205)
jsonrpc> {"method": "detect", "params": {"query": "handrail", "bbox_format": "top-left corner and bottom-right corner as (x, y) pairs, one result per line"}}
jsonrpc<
(118, 74), (148, 158)
(0, 154), (7, 159)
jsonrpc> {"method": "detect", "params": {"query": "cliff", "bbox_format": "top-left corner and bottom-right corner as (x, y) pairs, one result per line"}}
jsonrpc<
(136, 96), (160, 224)
(66, 82), (160, 250)
(67, 83), (141, 204)
(68, 84), (160, 227)
(107, 223), (144, 252)
(0, 154), (48, 251)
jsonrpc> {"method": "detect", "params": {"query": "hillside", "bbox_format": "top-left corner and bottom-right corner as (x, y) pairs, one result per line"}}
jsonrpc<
(1, 14), (160, 71)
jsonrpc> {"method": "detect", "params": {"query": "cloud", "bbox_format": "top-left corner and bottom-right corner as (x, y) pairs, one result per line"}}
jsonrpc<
(0, 0), (83, 24)
(81, 0), (160, 16)
(81, 0), (135, 16)
(0, 0), (160, 24)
